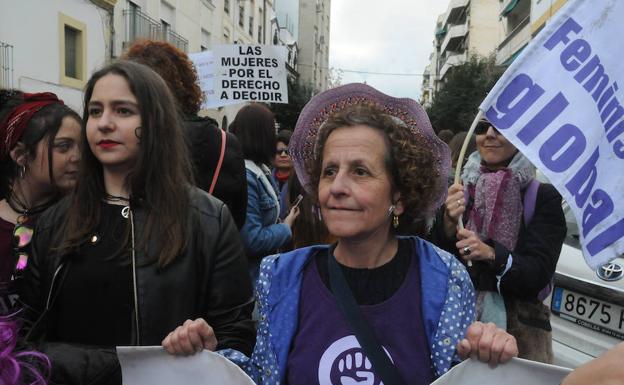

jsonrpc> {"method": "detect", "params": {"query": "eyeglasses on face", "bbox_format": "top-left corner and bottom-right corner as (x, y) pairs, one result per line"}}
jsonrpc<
(276, 148), (289, 156)
(474, 121), (499, 136)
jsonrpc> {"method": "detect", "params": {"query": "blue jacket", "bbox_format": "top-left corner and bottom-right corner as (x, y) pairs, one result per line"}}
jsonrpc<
(240, 164), (291, 260)
(223, 236), (476, 383)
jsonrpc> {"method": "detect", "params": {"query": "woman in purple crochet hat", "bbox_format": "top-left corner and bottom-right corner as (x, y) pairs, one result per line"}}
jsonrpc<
(168, 83), (520, 384)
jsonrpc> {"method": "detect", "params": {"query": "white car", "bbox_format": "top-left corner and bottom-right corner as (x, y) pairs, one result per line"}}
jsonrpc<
(546, 201), (624, 368)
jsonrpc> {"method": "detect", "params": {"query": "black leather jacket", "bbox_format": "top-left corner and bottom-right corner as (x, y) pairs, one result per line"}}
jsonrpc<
(19, 187), (255, 384)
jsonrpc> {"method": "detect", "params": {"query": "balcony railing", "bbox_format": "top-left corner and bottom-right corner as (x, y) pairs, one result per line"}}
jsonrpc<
(440, 23), (468, 55)
(442, 0), (470, 27)
(497, 15), (530, 65)
(123, 9), (188, 52)
(439, 51), (467, 79)
(0, 42), (14, 89)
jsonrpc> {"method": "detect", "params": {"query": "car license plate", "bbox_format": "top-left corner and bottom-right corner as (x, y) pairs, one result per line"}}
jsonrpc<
(551, 286), (624, 340)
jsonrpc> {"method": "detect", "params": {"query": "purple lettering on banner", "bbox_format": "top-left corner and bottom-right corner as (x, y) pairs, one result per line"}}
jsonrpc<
(517, 92), (569, 145)
(565, 147), (599, 208)
(582, 189), (613, 237)
(607, 117), (624, 143)
(573, 56), (610, 102)
(485, 74), (545, 129)
(543, 18), (582, 50)
(539, 123), (587, 172)
(560, 39), (592, 71)
(587, 217), (624, 256)
(613, 140), (624, 159)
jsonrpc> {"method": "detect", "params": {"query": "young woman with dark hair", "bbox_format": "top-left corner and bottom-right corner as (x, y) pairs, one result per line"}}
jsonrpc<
(0, 90), (80, 314)
(122, 39), (248, 229)
(230, 103), (299, 280)
(18, 61), (254, 384)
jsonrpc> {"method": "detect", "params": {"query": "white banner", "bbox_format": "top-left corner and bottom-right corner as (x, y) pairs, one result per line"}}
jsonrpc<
(117, 346), (255, 385)
(189, 50), (239, 110)
(479, 0), (624, 269)
(432, 358), (571, 385)
(214, 44), (288, 106)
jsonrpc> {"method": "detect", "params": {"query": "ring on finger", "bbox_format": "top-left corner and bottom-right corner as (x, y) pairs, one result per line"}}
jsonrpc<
(456, 199), (461, 208)
(463, 246), (471, 255)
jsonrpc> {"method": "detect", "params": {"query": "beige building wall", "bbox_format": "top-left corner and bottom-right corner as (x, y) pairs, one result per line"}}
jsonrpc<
(298, 0), (330, 92)
(468, 0), (503, 55)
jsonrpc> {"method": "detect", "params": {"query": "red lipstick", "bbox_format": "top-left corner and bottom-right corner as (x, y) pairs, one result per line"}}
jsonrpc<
(98, 140), (120, 148)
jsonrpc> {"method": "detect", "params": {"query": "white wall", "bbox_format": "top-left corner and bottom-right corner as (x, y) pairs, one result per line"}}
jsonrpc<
(0, 0), (109, 112)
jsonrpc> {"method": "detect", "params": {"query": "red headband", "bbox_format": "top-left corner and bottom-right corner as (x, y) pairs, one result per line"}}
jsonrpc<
(1, 92), (64, 160)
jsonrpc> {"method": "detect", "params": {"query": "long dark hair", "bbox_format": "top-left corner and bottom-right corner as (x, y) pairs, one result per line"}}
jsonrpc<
(57, 60), (193, 267)
(230, 103), (276, 165)
(0, 90), (80, 199)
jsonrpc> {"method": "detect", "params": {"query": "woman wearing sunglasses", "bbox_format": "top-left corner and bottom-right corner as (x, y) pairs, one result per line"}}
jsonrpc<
(230, 104), (300, 280)
(18, 61), (254, 384)
(0, 90), (81, 314)
(431, 118), (566, 363)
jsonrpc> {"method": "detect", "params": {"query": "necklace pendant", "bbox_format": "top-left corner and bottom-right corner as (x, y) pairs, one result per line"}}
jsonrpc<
(121, 206), (130, 219)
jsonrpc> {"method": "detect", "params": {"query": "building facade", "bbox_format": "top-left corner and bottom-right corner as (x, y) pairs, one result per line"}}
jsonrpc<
(422, 0), (502, 105)
(297, 0), (330, 93)
(422, 0), (568, 105)
(0, 0), (114, 111)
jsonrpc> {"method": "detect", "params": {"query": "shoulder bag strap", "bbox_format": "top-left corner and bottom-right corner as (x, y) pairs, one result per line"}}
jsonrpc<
(208, 129), (227, 195)
(523, 178), (540, 226)
(328, 248), (407, 385)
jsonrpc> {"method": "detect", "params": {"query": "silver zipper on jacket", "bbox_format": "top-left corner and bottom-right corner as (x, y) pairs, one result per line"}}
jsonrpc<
(45, 263), (64, 310)
(129, 208), (141, 345)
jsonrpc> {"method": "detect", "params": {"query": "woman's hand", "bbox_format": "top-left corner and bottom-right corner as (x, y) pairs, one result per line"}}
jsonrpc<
(455, 228), (495, 262)
(283, 206), (300, 227)
(162, 318), (218, 356)
(457, 321), (518, 365)
(444, 183), (465, 238)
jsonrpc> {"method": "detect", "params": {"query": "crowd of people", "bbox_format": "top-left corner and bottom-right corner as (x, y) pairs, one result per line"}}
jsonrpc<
(0, 39), (619, 385)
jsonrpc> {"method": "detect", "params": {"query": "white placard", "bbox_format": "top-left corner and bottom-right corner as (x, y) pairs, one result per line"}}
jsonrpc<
(117, 346), (255, 385)
(212, 44), (289, 106)
(480, 0), (624, 269)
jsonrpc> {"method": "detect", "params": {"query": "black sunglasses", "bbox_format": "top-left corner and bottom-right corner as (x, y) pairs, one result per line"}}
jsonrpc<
(474, 121), (498, 135)
(276, 148), (289, 155)
(11, 223), (33, 281)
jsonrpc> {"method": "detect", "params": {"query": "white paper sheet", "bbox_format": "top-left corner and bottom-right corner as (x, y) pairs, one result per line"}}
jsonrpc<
(116, 346), (255, 385)
(431, 358), (572, 385)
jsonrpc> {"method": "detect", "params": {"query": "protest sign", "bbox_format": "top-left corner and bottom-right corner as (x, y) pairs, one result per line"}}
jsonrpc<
(188, 50), (239, 109)
(479, 0), (624, 269)
(431, 358), (572, 385)
(117, 346), (255, 385)
(213, 44), (289, 106)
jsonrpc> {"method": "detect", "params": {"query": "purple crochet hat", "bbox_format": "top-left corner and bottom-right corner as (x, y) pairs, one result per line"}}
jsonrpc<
(290, 83), (450, 215)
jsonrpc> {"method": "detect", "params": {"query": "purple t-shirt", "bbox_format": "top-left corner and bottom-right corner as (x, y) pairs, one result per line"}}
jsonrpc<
(286, 251), (434, 385)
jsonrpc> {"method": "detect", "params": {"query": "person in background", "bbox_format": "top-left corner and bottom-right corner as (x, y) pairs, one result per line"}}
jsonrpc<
(284, 172), (336, 249)
(230, 104), (299, 280)
(273, 129), (293, 192)
(123, 39), (247, 229)
(447, 131), (476, 185)
(172, 83), (517, 384)
(431, 118), (566, 363)
(18, 61), (254, 384)
(0, 90), (80, 314)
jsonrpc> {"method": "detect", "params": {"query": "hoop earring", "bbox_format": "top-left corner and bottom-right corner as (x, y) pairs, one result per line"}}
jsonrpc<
(19, 164), (26, 179)
(135, 126), (142, 140)
(392, 213), (399, 229)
